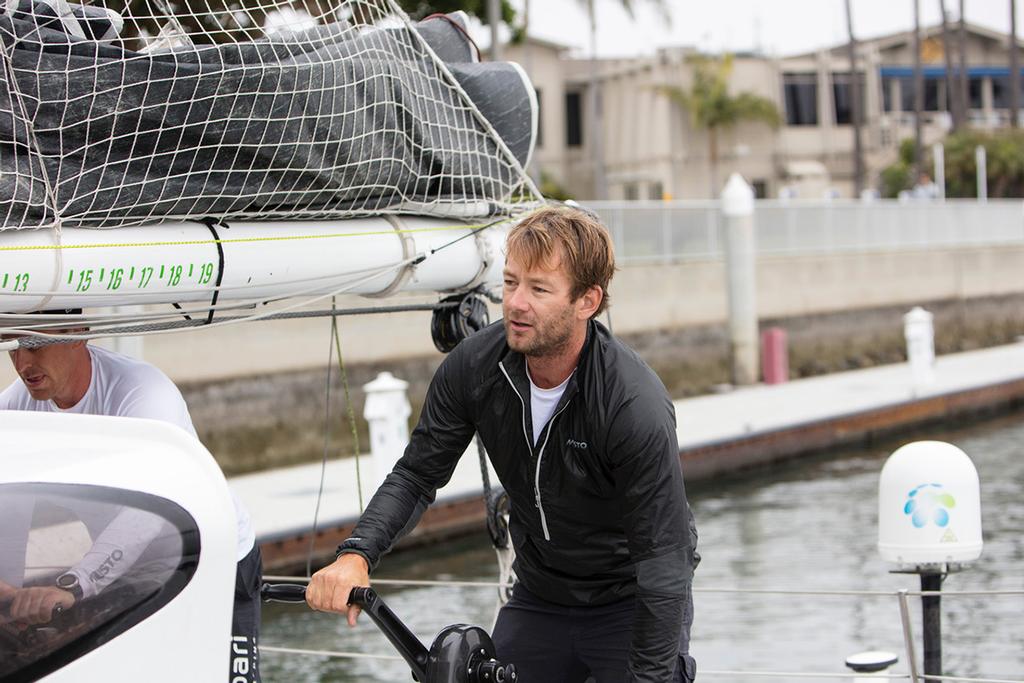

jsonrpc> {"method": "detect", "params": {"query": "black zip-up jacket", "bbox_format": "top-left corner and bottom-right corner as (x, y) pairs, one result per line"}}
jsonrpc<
(340, 319), (697, 681)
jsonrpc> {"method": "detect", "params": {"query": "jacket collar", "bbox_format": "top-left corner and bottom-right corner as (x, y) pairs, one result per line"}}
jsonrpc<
(498, 319), (596, 407)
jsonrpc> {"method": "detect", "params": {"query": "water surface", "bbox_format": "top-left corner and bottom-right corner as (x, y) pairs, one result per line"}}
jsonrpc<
(261, 412), (1024, 682)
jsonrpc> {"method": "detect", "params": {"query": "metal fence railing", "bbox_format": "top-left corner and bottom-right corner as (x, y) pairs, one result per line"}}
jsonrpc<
(583, 200), (1024, 265)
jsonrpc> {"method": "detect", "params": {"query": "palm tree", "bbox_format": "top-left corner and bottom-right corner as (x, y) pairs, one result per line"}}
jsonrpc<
(1011, 0), (1020, 128)
(845, 0), (864, 195)
(939, 0), (964, 130)
(656, 54), (781, 198)
(958, 0), (968, 122)
(913, 0), (924, 176)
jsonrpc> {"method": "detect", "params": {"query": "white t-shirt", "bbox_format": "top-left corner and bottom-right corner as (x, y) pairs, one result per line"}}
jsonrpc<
(528, 367), (572, 445)
(0, 345), (255, 561)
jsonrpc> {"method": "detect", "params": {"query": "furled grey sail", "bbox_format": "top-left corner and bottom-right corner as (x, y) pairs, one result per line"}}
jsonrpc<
(0, 1), (538, 229)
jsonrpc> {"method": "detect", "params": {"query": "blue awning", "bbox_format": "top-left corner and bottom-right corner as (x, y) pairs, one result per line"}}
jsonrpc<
(880, 66), (1024, 78)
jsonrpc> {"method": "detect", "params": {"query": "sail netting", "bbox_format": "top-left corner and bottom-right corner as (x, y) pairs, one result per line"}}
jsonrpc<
(0, 0), (540, 230)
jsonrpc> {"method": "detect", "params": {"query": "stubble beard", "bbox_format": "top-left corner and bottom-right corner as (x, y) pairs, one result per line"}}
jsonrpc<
(506, 306), (576, 359)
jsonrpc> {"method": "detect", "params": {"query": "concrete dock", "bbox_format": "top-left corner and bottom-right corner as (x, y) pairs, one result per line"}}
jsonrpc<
(232, 341), (1024, 571)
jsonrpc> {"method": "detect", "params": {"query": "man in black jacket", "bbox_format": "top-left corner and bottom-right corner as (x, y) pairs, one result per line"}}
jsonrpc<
(307, 206), (698, 682)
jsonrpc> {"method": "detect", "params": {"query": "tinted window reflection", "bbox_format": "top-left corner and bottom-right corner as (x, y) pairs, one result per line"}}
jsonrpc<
(0, 484), (199, 681)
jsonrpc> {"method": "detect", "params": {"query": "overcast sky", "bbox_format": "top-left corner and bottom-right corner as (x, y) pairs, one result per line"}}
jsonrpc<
(471, 1), (1022, 58)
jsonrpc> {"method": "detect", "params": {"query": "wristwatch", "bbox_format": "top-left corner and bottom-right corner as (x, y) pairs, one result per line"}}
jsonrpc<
(56, 572), (84, 601)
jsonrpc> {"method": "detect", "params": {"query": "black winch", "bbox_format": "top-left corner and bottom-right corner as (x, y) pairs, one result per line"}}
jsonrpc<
(262, 583), (517, 683)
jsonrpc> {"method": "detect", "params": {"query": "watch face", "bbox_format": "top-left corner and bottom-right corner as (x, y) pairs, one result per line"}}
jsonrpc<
(57, 573), (78, 589)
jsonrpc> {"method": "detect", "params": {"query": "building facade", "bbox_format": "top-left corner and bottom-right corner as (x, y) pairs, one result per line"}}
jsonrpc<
(506, 23), (1024, 200)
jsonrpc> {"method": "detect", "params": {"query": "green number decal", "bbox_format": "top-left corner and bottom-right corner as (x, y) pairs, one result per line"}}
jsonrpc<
(76, 269), (93, 292)
(107, 268), (124, 291)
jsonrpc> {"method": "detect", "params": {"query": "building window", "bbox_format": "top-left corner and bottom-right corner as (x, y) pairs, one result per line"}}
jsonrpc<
(898, 76), (916, 112)
(649, 181), (663, 200)
(968, 77), (984, 110)
(565, 91), (583, 147)
(882, 75), (913, 112)
(751, 180), (768, 199)
(923, 77), (946, 112)
(832, 72), (865, 125)
(783, 73), (818, 126)
(534, 88), (543, 148)
(883, 75), (946, 113)
(992, 76), (1009, 109)
(623, 182), (639, 200)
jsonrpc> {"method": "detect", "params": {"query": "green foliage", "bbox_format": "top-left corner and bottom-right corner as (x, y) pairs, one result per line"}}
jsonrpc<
(946, 129), (1024, 198)
(897, 137), (916, 166)
(881, 130), (1024, 198)
(880, 160), (912, 198)
(539, 171), (573, 201)
(655, 54), (782, 133)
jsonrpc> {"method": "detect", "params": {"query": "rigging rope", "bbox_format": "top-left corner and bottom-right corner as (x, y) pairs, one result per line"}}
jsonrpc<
(334, 310), (364, 514)
(307, 300), (338, 579)
(306, 297), (364, 577)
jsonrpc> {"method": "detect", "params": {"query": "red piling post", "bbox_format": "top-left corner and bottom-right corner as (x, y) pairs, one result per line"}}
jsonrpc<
(761, 327), (789, 385)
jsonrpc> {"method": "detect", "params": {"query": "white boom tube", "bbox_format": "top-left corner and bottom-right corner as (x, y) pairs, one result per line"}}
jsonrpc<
(0, 216), (509, 313)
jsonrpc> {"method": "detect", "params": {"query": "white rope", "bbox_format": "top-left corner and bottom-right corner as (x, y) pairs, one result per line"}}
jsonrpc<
(697, 671), (907, 679)
(259, 645), (402, 661)
(263, 574), (515, 589)
(260, 576), (1024, 597)
(918, 676), (1024, 683)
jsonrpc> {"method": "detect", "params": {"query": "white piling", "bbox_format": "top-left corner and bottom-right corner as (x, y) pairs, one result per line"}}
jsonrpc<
(362, 372), (411, 484)
(903, 306), (935, 389)
(720, 173), (759, 386)
(932, 143), (945, 200)
(975, 145), (987, 202)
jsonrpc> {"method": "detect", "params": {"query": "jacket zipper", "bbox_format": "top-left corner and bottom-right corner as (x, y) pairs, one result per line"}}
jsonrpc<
(499, 361), (570, 542)
(533, 400), (571, 541)
(499, 361), (532, 458)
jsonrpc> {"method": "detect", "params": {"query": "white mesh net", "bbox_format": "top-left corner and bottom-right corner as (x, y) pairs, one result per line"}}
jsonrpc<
(0, 0), (540, 229)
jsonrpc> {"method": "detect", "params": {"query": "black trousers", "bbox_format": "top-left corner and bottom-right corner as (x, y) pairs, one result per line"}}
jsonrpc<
(229, 544), (263, 683)
(492, 583), (696, 683)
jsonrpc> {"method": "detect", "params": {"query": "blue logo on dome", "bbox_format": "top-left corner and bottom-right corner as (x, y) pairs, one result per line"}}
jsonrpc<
(903, 483), (956, 528)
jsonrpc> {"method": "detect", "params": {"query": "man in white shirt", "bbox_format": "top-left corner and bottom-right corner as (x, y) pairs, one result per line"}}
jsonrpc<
(0, 312), (262, 683)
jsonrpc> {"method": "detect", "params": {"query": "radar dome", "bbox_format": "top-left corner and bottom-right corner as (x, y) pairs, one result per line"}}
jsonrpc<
(878, 441), (982, 567)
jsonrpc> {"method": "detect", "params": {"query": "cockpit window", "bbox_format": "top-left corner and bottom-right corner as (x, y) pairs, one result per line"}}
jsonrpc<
(0, 483), (200, 682)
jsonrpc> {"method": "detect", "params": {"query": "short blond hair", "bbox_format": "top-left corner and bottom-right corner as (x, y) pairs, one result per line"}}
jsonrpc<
(506, 206), (616, 317)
